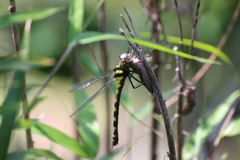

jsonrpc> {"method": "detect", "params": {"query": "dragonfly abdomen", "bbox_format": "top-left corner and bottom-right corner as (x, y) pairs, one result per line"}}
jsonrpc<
(112, 69), (128, 146)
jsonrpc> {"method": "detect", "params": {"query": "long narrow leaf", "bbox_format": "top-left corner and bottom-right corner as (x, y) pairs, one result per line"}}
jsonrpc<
(68, 0), (84, 42)
(31, 122), (90, 159)
(0, 72), (24, 160)
(0, 7), (65, 29)
(74, 91), (99, 159)
(0, 56), (55, 71)
(83, 0), (105, 30)
(7, 149), (62, 160)
(121, 139), (144, 160)
(141, 32), (231, 66)
(72, 32), (220, 64)
(183, 90), (240, 159)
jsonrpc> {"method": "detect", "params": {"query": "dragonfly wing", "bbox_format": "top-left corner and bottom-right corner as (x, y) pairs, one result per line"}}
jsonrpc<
(151, 64), (158, 70)
(69, 78), (116, 117)
(68, 70), (113, 92)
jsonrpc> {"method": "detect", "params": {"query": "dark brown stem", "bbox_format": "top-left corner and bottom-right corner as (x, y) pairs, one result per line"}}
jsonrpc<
(173, 0), (185, 159)
(192, 1), (240, 84)
(71, 48), (81, 160)
(137, 1), (168, 159)
(120, 30), (177, 160)
(166, 0), (240, 110)
(149, 0), (161, 160)
(185, 0), (201, 75)
(9, 0), (20, 56)
(9, 0), (34, 150)
(98, 1), (111, 152)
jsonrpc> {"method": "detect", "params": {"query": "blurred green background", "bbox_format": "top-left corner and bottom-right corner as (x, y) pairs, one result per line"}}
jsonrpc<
(0, 0), (240, 159)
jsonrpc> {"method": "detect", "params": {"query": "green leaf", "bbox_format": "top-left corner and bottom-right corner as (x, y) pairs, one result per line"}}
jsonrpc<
(121, 139), (144, 160)
(0, 56), (55, 71)
(76, 53), (101, 75)
(31, 122), (90, 159)
(28, 96), (47, 112)
(0, 7), (65, 29)
(222, 115), (240, 137)
(166, 35), (232, 67)
(99, 150), (121, 160)
(7, 149), (62, 160)
(74, 91), (99, 159)
(219, 152), (228, 160)
(68, 0), (84, 42)
(83, 0), (105, 30)
(21, 19), (32, 58)
(0, 72), (24, 160)
(72, 32), (220, 64)
(141, 32), (231, 67)
(183, 90), (240, 159)
(14, 118), (39, 129)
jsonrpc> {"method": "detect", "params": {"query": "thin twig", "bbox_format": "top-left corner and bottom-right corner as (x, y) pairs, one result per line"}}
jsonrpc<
(185, 0), (201, 76)
(123, 105), (166, 139)
(173, 0), (185, 159)
(136, 1), (166, 159)
(98, 1), (111, 152)
(8, 0), (20, 56)
(192, 1), (240, 84)
(9, 0), (34, 150)
(120, 29), (177, 160)
(166, 0), (240, 110)
(31, 42), (76, 103)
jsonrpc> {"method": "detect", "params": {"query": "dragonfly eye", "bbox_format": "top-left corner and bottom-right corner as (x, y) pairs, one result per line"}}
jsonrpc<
(120, 53), (132, 62)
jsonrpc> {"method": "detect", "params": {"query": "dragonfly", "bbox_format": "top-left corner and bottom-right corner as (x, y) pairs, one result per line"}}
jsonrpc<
(69, 8), (158, 146)
(69, 52), (157, 146)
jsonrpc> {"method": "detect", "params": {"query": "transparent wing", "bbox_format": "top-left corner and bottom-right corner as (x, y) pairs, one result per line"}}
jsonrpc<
(68, 70), (113, 92)
(151, 64), (158, 70)
(69, 78), (116, 117)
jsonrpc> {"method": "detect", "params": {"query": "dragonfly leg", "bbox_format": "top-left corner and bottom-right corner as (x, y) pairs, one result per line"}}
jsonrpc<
(128, 72), (143, 89)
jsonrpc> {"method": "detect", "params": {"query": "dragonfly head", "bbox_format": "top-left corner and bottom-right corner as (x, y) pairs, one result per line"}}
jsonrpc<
(119, 53), (132, 63)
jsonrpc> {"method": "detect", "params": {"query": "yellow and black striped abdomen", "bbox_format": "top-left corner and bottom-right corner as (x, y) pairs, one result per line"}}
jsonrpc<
(112, 69), (127, 146)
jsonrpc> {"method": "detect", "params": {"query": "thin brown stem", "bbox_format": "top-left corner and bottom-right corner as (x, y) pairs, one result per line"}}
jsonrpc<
(173, 0), (185, 159)
(98, 1), (111, 152)
(123, 105), (166, 139)
(9, 0), (34, 150)
(120, 29), (177, 160)
(192, 1), (240, 84)
(166, 1), (240, 110)
(137, 1), (167, 159)
(71, 48), (81, 160)
(9, 0), (20, 56)
(186, 0), (201, 76)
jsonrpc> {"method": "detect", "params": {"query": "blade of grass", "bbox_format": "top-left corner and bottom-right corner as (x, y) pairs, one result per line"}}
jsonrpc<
(31, 122), (90, 159)
(0, 7), (65, 29)
(68, 0), (84, 42)
(7, 149), (62, 160)
(183, 89), (240, 159)
(121, 139), (144, 160)
(140, 32), (231, 66)
(74, 91), (99, 159)
(83, 0), (105, 30)
(0, 56), (55, 71)
(0, 72), (24, 160)
(74, 32), (220, 64)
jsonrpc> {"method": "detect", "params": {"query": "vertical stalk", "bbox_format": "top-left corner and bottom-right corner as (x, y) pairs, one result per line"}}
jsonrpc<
(173, 0), (185, 159)
(148, 0), (161, 160)
(9, 0), (34, 150)
(138, 0), (173, 159)
(98, 1), (111, 152)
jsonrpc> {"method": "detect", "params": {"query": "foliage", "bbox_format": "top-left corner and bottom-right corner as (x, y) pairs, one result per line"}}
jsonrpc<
(0, 0), (239, 159)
